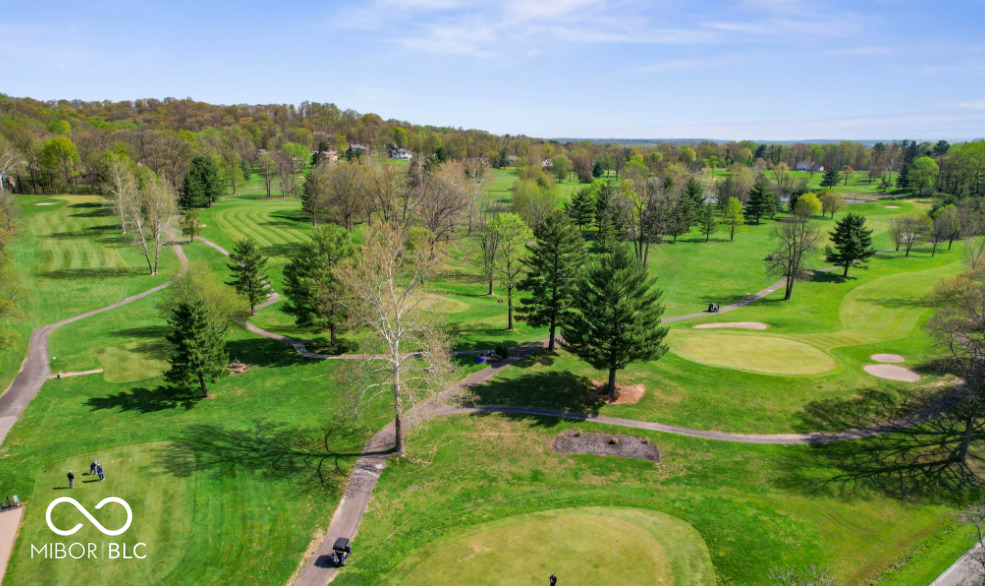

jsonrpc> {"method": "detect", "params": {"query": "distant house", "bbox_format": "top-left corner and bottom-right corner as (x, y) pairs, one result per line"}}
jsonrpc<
(541, 158), (553, 169)
(348, 144), (368, 156)
(389, 148), (413, 160)
(320, 150), (339, 163)
(795, 161), (824, 172)
(507, 155), (518, 164)
(254, 148), (268, 159)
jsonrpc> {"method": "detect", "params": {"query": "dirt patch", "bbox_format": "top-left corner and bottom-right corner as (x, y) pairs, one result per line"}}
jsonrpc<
(864, 364), (921, 382)
(227, 361), (251, 375)
(871, 353), (906, 363)
(35, 202), (56, 206)
(553, 430), (660, 462)
(693, 321), (768, 330)
(885, 205), (901, 209)
(592, 380), (645, 404)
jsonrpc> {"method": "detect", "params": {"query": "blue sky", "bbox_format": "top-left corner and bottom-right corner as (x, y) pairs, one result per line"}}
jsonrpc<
(2, 0), (984, 140)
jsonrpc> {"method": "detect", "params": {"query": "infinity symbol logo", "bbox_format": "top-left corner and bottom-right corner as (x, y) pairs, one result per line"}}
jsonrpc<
(45, 497), (133, 536)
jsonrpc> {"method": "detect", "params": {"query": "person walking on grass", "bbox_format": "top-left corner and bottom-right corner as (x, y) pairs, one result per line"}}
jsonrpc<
(96, 464), (104, 481)
(89, 460), (97, 476)
(549, 573), (557, 585)
(67, 470), (75, 489)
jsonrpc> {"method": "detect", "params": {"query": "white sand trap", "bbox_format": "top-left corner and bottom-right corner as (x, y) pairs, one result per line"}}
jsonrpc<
(35, 202), (56, 206)
(693, 322), (769, 330)
(864, 364), (921, 382)
(885, 205), (901, 209)
(871, 353), (906, 363)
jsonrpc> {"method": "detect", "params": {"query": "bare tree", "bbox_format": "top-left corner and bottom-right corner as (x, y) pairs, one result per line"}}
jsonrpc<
(899, 213), (931, 257)
(325, 161), (367, 231)
(101, 152), (135, 234)
(336, 223), (452, 456)
(928, 267), (985, 464)
(473, 207), (501, 296)
(413, 162), (468, 253)
(765, 218), (824, 300)
(0, 138), (19, 205)
(367, 159), (404, 225)
(255, 155), (275, 199)
(125, 175), (177, 275)
(957, 501), (985, 584)
(301, 160), (330, 227)
(463, 159), (489, 234)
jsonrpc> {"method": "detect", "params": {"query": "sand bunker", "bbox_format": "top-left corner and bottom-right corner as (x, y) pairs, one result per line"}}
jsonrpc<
(693, 322), (768, 330)
(885, 205), (901, 209)
(871, 353), (906, 363)
(35, 202), (56, 206)
(553, 430), (660, 462)
(864, 364), (921, 382)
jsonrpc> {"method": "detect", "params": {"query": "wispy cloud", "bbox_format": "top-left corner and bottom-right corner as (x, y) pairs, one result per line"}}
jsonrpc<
(825, 45), (896, 56)
(953, 100), (985, 110)
(636, 58), (722, 73)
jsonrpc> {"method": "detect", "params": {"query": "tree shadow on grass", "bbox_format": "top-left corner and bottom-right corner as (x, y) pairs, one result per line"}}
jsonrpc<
(462, 356), (605, 418)
(112, 325), (170, 340)
(225, 336), (313, 368)
(778, 388), (985, 504)
(42, 267), (145, 280)
(151, 419), (363, 490)
(85, 385), (201, 414)
(261, 242), (302, 259)
(269, 208), (310, 225)
(70, 207), (115, 218)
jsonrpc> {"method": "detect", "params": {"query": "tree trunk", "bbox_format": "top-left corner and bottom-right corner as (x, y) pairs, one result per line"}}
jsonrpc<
(955, 401), (978, 464)
(507, 288), (514, 331)
(330, 325), (338, 347)
(607, 367), (617, 398)
(843, 264), (849, 277)
(487, 279), (494, 296)
(784, 277), (794, 300)
(932, 240), (938, 257)
(198, 373), (212, 398)
(548, 316), (556, 352)
(393, 363), (405, 456)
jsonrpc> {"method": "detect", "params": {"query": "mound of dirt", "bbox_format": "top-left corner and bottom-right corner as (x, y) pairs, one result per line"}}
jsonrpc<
(864, 364), (920, 382)
(592, 381), (646, 404)
(693, 322), (768, 330)
(871, 353), (906, 363)
(227, 361), (251, 375)
(553, 430), (660, 462)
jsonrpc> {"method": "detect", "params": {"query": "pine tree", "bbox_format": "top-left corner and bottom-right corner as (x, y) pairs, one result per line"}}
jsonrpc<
(563, 245), (668, 398)
(825, 212), (875, 277)
(165, 301), (228, 398)
(283, 224), (353, 346)
(697, 203), (719, 242)
(181, 156), (224, 208)
(820, 167), (841, 188)
(228, 238), (272, 314)
(683, 177), (705, 211)
(517, 211), (585, 351)
(744, 177), (773, 224)
(566, 186), (595, 231)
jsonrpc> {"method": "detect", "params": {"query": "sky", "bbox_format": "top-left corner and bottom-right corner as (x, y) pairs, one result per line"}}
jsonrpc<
(2, 0), (984, 141)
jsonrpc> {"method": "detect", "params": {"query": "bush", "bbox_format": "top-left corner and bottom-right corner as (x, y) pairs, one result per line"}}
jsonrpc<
(495, 344), (510, 359)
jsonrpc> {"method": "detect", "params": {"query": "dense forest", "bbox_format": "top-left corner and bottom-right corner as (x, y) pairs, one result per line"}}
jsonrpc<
(0, 94), (982, 201)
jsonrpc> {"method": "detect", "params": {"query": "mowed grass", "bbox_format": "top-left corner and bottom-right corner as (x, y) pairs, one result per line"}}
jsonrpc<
(6, 443), (193, 585)
(333, 414), (972, 586)
(393, 507), (715, 586)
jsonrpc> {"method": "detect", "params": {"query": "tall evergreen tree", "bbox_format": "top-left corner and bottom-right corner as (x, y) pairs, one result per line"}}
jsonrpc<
(165, 301), (228, 398)
(697, 202), (719, 242)
(181, 155), (224, 208)
(517, 211), (585, 351)
(825, 213), (874, 277)
(228, 238), (272, 314)
(744, 177), (773, 224)
(563, 245), (668, 398)
(566, 186), (595, 231)
(820, 167), (841, 188)
(283, 224), (353, 346)
(683, 177), (705, 211)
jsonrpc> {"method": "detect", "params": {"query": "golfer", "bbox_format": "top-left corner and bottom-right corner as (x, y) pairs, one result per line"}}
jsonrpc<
(67, 470), (75, 489)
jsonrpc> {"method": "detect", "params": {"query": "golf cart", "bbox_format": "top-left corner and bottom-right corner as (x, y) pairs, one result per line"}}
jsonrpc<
(331, 538), (352, 567)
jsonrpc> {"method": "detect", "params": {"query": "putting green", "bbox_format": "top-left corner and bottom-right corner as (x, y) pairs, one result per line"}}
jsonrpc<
(7, 443), (194, 585)
(674, 333), (835, 375)
(390, 507), (715, 585)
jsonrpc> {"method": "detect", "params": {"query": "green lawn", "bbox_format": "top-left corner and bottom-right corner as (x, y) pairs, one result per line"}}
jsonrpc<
(331, 414), (976, 585)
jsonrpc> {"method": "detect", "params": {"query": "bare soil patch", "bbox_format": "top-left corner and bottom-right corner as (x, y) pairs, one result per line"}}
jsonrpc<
(553, 430), (660, 462)
(592, 381), (645, 404)
(885, 205), (901, 209)
(864, 364), (921, 382)
(871, 353), (906, 363)
(227, 361), (251, 375)
(35, 202), (56, 206)
(693, 321), (768, 330)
